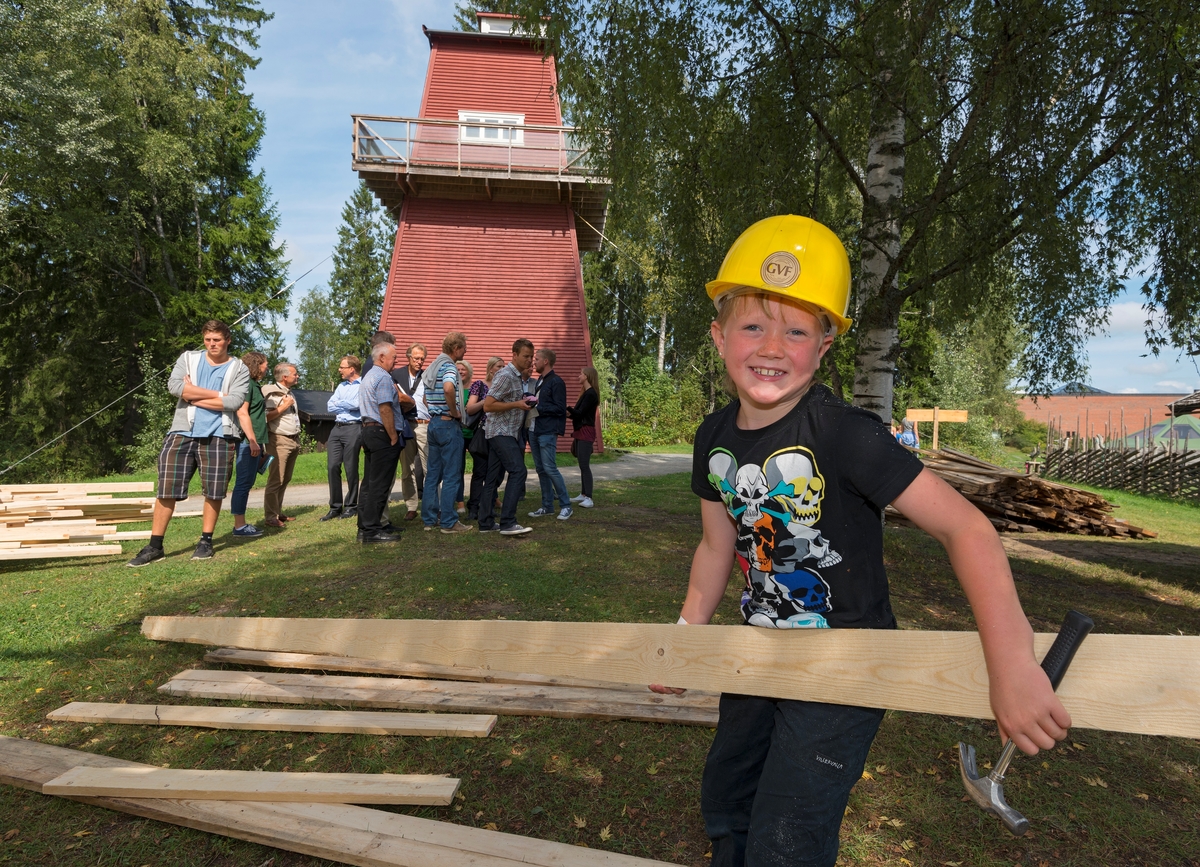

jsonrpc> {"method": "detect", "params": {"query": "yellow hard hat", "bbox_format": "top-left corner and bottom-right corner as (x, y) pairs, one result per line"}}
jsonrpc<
(706, 215), (853, 334)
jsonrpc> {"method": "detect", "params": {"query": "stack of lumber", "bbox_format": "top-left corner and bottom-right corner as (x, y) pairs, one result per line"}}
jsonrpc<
(159, 649), (720, 726)
(143, 617), (1200, 739)
(1, 737), (673, 867)
(0, 482), (154, 561)
(911, 448), (1156, 538)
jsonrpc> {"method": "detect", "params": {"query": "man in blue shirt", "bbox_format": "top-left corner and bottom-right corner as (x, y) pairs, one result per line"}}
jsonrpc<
(322, 355), (363, 522)
(420, 331), (474, 534)
(127, 320), (250, 566)
(357, 342), (409, 543)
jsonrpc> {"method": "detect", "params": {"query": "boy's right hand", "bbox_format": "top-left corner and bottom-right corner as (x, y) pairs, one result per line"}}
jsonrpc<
(648, 684), (687, 695)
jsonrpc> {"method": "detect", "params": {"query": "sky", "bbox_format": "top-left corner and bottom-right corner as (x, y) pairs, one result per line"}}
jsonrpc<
(245, 1), (1200, 396)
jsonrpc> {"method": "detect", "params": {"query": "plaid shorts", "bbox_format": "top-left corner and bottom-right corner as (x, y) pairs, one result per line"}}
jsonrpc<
(156, 432), (238, 501)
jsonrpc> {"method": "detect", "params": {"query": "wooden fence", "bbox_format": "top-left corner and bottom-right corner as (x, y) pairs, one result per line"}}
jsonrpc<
(1043, 444), (1200, 502)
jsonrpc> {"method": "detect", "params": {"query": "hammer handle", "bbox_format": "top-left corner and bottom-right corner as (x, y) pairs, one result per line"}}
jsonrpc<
(1040, 610), (1094, 691)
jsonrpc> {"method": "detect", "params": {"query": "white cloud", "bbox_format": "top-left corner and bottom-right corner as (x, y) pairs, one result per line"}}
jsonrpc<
(325, 38), (398, 73)
(1155, 380), (1194, 392)
(1118, 387), (1141, 394)
(1105, 301), (1148, 335)
(1126, 360), (1170, 375)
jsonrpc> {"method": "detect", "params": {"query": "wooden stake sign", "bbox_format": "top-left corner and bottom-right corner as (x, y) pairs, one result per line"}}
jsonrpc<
(906, 407), (969, 449)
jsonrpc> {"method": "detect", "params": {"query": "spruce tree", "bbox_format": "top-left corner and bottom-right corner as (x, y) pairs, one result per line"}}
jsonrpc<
(326, 181), (397, 360)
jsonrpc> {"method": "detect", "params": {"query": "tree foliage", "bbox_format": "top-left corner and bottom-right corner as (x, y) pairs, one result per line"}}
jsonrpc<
(295, 286), (343, 392)
(0, 0), (287, 479)
(324, 181), (397, 361)
(504, 0), (1200, 421)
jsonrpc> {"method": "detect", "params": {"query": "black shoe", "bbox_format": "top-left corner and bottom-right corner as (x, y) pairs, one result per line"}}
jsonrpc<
(340, 508), (358, 520)
(362, 531), (401, 544)
(356, 530), (364, 543)
(381, 522), (399, 534)
(319, 508), (342, 522)
(127, 545), (165, 568)
(191, 539), (215, 560)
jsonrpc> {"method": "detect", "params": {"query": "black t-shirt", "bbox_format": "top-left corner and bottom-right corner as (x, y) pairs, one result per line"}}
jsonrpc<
(691, 384), (923, 630)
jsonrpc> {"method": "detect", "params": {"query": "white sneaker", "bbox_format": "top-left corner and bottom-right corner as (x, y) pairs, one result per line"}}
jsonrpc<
(528, 507), (552, 518)
(557, 507), (573, 521)
(499, 524), (533, 536)
(578, 497), (594, 508)
(570, 494), (586, 503)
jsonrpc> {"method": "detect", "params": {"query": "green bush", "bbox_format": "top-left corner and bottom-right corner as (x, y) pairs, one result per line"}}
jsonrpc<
(1006, 417), (1048, 453)
(602, 421), (657, 448)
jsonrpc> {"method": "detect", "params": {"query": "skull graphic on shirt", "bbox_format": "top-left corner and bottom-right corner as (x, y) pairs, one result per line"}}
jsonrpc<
(707, 446), (843, 628)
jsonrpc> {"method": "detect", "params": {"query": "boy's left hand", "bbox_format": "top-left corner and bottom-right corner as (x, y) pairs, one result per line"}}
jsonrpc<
(988, 653), (1072, 755)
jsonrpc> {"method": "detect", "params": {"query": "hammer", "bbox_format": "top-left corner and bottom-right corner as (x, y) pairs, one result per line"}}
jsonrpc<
(958, 609), (1095, 836)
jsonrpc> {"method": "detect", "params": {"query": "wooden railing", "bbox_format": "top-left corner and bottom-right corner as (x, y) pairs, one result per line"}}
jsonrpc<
(351, 115), (597, 179)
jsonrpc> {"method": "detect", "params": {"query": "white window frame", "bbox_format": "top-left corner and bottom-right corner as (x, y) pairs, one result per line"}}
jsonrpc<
(458, 111), (525, 146)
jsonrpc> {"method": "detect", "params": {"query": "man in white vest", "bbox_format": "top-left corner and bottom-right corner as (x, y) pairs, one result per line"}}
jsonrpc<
(127, 320), (250, 567)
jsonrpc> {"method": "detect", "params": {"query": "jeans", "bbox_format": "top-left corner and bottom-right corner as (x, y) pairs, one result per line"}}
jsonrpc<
(575, 439), (593, 496)
(422, 417), (463, 528)
(357, 425), (402, 534)
(478, 435), (525, 530)
(531, 432), (569, 511)
(702, 694), (884, 867)
(326, 423), (362, 509)
(230, 440), (259, 517)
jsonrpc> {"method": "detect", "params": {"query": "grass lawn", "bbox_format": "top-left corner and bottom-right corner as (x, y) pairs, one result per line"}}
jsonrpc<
(1, 475), (1197, 865)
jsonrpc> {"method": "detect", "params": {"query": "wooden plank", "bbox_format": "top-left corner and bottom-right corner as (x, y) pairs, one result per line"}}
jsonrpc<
(44, 766), (460, 805)
(158, 670), (720, 727)
(906, 409), (969, 423)
(0, 482), (154, 494)
(0, 545), (122, 561)
(0, 737), (671, 867)
(143, 617), (1200, 739)
(204, 647), (704, 694)
(46, 702), (496, 737)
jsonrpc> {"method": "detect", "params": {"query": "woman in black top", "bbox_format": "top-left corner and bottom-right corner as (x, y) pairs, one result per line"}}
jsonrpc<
(568, 366), (600, 507)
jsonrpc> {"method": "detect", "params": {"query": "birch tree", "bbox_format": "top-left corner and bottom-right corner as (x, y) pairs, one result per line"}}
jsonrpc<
(509, 0), (1200, 421)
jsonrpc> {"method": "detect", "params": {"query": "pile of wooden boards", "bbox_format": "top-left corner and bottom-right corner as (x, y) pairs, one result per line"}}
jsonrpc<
(155, 646), (719, 726)
(1, 737), (672, 867)
(909, 448), (1157, 537)
(0, 482), (155, 561)
(143, 616), (1200, 740)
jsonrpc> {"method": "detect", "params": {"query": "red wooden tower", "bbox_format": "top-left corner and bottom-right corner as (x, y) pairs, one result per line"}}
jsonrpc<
(351, 13), (608, 447)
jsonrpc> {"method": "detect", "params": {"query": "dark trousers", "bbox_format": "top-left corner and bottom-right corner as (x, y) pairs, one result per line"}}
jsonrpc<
(477, 435), (526, 530)
(326, 423), (362, 509)
(466, 447), (489, 520)
(575, 439), (594, 496)
(357, 425), (402, 534)
(702, 694), (884, 867)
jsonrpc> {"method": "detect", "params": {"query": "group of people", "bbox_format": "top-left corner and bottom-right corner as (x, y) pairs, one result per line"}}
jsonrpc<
(125, 320), (309, 567)
(125, 322), (602, 561)
(333, 331), (600, 542)
(126, 213), (1077, 867)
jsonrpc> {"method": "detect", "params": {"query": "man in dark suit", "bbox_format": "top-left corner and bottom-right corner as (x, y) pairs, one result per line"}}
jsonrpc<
(526, 348), (571, 521)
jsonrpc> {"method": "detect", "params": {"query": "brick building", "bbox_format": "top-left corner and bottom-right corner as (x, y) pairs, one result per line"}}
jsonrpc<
(1017, 392), (1190, 439)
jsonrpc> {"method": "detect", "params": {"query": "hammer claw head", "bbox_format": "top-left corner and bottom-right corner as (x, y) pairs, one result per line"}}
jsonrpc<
(957, 742), (1030, 837)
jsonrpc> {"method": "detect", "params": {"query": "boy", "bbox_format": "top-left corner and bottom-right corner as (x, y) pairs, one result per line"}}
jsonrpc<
(127, 320), (249, 566)
(664, 216), (1071, 866)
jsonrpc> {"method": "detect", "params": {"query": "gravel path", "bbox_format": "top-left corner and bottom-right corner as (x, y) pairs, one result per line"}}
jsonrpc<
(238, 451), (692, 511)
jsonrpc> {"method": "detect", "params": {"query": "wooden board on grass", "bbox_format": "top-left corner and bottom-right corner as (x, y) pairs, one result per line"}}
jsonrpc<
(47, 702), (497, 737)
(44, 766), (460, 804)
(0, 545), (123, 561)
(1, 736), (672, 867)
(204, 646), (704, 694)
(143, 616), (1200, 739)
(0, 482), (153, 495)
(159, 669), (720, 726)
